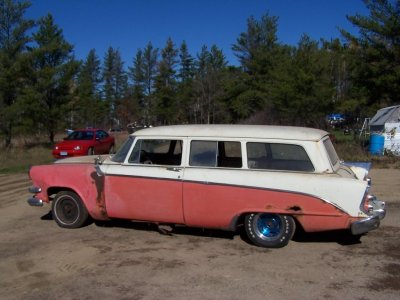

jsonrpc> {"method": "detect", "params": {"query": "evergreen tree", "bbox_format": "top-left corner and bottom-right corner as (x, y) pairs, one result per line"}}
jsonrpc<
(0, 0), (34, 147)
(232, 13), (279, 74)
(75, 49), (104, 127)
(341, 0), (400, 112)
(231, 13), (282, 123)
(102, 47), (128, 128)
(154, 37), (178, 124)
(141, 42), (158, 124)
(129, 49), (146, 124)
(28, 13), (79, 143)
(177, 40), (195, 122)
(193, 45), (228, 124)
(287, 35), (332, 126)
(178, 40), (194, 83)
(103, 47), (116, 110)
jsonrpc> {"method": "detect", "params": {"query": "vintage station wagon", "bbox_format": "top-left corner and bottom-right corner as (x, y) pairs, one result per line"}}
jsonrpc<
(28, 125), (386, 248)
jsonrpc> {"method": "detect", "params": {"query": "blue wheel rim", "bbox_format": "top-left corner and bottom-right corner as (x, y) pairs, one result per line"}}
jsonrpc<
(254, 214), (282, 240)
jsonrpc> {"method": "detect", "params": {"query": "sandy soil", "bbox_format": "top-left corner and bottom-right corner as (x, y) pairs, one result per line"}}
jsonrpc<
(0, 169), (399, 300)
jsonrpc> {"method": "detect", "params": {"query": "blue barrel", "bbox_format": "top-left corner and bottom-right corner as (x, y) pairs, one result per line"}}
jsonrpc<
(369, 134), (385, 155)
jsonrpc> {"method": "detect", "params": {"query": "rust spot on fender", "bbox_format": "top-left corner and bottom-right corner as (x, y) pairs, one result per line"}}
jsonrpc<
(90, 171), (108, 218)
(287, 205), (302, 212)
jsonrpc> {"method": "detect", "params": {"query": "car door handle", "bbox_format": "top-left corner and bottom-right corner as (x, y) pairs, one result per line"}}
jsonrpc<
(166, 167), (181, 172)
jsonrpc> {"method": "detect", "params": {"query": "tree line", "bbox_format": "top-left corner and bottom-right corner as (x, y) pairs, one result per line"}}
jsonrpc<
(1, 0), (399, 147)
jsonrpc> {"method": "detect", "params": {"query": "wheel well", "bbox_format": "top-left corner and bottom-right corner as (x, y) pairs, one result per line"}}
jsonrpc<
(47, 187), (77, 200)
(229, 213), (246, 231)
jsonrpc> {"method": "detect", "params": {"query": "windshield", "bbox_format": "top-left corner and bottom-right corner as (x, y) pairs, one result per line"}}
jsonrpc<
(323, 137), (340, 168)
(111, 136), (135, 163)
(66, 131), (94, 140)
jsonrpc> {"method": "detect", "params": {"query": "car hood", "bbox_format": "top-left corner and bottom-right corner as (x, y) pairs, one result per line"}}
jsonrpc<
(54, 154), (111, 164)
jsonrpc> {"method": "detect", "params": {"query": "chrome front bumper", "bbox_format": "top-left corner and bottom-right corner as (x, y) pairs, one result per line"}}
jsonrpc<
(351, 199), (386, 235)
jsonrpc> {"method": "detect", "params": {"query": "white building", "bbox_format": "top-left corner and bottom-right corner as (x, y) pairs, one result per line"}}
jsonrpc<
(369, 105), (400, 156)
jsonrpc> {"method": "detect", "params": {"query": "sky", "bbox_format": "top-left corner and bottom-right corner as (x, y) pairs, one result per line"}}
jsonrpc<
(26, 0), (369, 66)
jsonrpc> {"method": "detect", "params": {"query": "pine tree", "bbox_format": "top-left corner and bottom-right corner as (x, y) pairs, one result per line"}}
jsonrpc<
(154, 38), (178, 124)
(232, 13), (279, 74)
(177, 40), (195, 122)
(28, 13), (79, 143)
(231, 13), (283, 123)
(341, 0), (400, 111)
(76, 49), (103, 127)
(141, 42), (158, 124)
(0, 0), (34, 147)
(102, 47), (128, 128)
(129, 49), (146, 124)
(178, 40), (194, 83)
(193, 45), (228, 124)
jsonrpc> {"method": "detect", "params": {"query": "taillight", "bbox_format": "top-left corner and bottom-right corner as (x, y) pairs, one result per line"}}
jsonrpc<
(361, 194), (375, 214)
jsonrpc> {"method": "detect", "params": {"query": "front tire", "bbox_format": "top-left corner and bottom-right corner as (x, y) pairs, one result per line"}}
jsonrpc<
(52, 191), (89, 228)
(245, 213), (295, 248)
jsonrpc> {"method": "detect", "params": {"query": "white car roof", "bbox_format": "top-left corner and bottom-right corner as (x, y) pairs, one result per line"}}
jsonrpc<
(132, 125), (328, 141)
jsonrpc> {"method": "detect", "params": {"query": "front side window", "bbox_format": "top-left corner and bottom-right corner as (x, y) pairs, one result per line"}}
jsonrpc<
(189, 140), (242, 168)
(128, 139), (182, 166)
(111, 136), (135, 163)
(247, 142), (314, 172)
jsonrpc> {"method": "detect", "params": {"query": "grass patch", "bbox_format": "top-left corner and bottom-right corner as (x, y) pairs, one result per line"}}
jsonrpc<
(0, 145), (54, 173)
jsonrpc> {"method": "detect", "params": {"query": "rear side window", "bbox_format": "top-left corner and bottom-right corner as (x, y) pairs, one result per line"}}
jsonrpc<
(189, 141), (242, 168)
(247, 142), (314, 172)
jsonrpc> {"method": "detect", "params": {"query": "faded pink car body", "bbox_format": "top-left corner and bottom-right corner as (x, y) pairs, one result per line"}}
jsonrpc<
(30, 162), (356, 233)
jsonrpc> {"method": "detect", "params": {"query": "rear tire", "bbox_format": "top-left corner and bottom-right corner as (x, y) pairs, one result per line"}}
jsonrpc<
(245, 213), (295, 248)
(52, 191), (89, 228)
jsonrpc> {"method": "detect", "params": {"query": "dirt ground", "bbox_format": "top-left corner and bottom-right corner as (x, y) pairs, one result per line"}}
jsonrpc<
(0, 169), (399, 300)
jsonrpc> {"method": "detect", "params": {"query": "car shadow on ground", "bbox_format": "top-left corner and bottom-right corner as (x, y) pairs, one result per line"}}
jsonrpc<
(40, 211), (362, 246)
(292, 228), (362, 246)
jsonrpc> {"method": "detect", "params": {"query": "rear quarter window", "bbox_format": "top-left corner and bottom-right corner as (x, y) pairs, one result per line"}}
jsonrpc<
(323, 138), (339, 167)
(247, 142), (314, 172)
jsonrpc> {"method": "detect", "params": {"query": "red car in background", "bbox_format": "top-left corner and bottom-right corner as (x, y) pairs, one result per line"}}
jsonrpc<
(52, 129), (115, 159)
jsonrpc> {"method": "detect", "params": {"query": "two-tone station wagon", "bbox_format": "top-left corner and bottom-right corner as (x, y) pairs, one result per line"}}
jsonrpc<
(28, 125), (386, 248)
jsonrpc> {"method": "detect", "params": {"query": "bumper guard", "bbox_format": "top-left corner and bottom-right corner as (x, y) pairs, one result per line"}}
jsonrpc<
(27, 186), (44, 207)
(351, 199), (386, 235)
